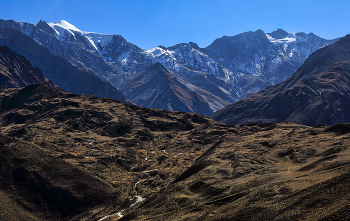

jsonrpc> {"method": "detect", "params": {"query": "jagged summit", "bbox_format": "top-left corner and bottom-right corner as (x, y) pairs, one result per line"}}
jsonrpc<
(157, 45), (167, 50)
(167, 41), (200, 51)
(254, 29), (265, 35)
(268, 28), (289, 39)
(36, 20), (56, 35)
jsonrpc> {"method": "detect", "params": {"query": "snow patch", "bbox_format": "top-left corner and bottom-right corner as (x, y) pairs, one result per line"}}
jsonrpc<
(173, 153), (182, 157)
(201, 96), (226, 112)
(145, 47), (165, 57)
(85, 36), (98, 50)
(218, 86), (231, 96)
(266, 33), (296, 44)
(117, 49), (131, 62)
(130, 196), (146, 207)
(162, 150), (169, 154)
(84, 32), (113, 48)
(144, 47), (177, 59)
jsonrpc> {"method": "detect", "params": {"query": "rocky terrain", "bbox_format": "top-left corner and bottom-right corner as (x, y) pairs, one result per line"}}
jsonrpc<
(1, 83), (350, 220)
(212, 35), (350, 126)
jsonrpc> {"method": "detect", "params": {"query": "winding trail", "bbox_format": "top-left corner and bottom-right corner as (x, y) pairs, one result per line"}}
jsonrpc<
(97, 180), (146, 220)
(98, 212), (123, 221)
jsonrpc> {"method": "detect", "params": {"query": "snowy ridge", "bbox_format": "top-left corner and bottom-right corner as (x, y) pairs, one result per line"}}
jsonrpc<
(41, 21), (338, 103)
(44, 20), (335, 89)
(48, 20), (81, 36)
(143, 43), (234, 82)
(0, 19), (339, 114)
(48, 20), (114, 53)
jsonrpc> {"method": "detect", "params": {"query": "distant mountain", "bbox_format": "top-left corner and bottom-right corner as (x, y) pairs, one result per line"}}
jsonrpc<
(0, 45), (54, 88)
(211, 35), (350, 126)
(203, 29), (337, 85)
(0, 27), (130, 103)
(121, 63), (230, 116)
(0, 19), (338, 114)
(143, 43), (242, 103)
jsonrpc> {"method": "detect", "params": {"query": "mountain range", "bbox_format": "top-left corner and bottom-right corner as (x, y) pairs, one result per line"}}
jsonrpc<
(211, 35), (350, 126)
(0, 19), (338, 115)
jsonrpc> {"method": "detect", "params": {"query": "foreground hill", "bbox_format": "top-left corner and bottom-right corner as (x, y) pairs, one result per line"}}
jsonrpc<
(212, 35), (350, 126)
(0, 83), (230, 220)
(1, 84), (350, 220)
(0, 45), (54, 88)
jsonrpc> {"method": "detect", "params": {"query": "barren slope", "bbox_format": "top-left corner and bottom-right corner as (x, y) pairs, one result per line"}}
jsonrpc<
(0, 84), (350, 220)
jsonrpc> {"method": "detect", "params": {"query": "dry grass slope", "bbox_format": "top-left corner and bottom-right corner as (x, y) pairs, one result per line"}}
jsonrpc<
(0, 84), (350, 220)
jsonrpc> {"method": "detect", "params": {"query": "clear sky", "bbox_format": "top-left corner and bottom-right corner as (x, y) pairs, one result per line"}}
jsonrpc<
(1, 0), (350, 49)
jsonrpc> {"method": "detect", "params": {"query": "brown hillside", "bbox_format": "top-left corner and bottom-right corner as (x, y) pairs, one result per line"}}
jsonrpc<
(0, 84), (350, 220)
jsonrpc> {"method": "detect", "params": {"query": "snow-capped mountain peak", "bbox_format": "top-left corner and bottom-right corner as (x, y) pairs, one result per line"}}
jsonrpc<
(48, 20), (79, 31)
(47, 20), (115, 49)
(0, 19), (338, 115)
(48, 20), (81, 37)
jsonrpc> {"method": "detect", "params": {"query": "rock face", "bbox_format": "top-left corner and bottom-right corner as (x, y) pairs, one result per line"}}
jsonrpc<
(0, 19), (338, 113)
(211, 35), (350, 126)
(0, 45), (54, 88)
(1, 84), (350, 220)
(121, 63), (230, 116)
(0, 27), (130, 103)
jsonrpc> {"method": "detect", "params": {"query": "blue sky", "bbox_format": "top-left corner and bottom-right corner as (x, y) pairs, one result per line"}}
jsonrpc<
(2, 0), (350, 49)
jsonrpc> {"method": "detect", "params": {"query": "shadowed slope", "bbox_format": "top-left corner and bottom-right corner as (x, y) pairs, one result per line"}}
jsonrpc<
(121, 63), (230, 116)
(0, 45), (54, 88)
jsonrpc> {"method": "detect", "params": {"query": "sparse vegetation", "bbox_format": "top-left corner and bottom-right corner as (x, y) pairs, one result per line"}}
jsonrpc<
(0, 84), (350, 220)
